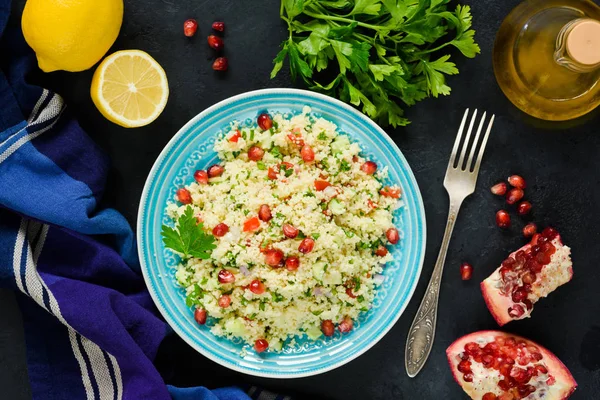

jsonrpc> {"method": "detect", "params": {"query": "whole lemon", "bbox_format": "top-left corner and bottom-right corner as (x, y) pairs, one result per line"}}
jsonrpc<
(22, 0), (123, 72)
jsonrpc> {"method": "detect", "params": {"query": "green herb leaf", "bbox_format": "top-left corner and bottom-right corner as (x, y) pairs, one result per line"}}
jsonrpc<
(257, 161), (266, 170)
(161, 206), (216, 259)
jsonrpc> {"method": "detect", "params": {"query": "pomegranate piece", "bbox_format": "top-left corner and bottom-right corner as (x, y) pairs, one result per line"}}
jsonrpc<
(447, 331), (576, 400)
(254, 339), (269, 353)
(207, 164), (224, 178)
(218, 294), (231, 308)
(508, 175), (526, 189)
(321, 320), (335, 337)
(282, 224), (299, 239)
(374, 245), (388, 257)
(248, 146), (265, 161)
(212, 21), (225, 32)
(491, 182), (507, 196)
(243, 216), (260, 232)
(257, 113), (273, 130)
(481, 228), (572, 326)
(194, 308), (207, 325)
(301, 145), (315, 162)
(258, 204), (272, 222)
(212, 57), (228, 71)
(218, 269), (235, 284)
(506, 188), (524, 205)
(212, 223), (229, 237)
(264, 249), (284, 267)
(495, 210), (511, 228)
(338, 316), (354, 333)
(176, 188), (192, 204)
(298, 238), (315, 253)
(386, 227), (400, 244)
(249, 279), (265, 295)
(207, 35), (224, 50)
(523, 223), (537, 238)
(360, 161), (377, 175)
(183, 19), (198, 37)
(194, 170), (209, 184)
(517, 201), (532, 216)
(460, 262), (473, 281)
(285, 256), (300, 271)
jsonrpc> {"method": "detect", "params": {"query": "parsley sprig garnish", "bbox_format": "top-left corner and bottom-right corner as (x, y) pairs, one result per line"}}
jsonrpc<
(161, 206), (217, 259)
(271, 0), (480, 127)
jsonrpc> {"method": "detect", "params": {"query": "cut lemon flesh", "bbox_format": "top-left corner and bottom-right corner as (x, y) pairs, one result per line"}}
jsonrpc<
(91, 50), (169, 128)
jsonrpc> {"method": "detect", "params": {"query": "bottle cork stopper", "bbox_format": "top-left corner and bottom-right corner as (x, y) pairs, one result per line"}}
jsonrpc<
(566, 19), (600, 66)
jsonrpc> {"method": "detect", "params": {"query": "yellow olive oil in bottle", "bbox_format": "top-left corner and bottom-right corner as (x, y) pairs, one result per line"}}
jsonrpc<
(493, 0), (600, 121)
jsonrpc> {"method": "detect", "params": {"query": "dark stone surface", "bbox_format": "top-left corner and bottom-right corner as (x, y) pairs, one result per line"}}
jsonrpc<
(2, 0), (600, 399)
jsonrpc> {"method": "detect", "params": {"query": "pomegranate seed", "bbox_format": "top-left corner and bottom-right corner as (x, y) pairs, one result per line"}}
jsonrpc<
(462, 373), (474, 382)
(245, 146), (264, 162)
(482, 393), (498, 400)
(283, 224), (299, 239)
(301, 145), (315, 162)
(460, 262), (473, 280)
(386, 228), (400, 244)
(511, 287), (527, 302)
(218, 294), (231, 308)
(535, 365), (548, 375)
(464, 342), (480, 354)
(257, 113), (273, 130)
(491, 182), (507, 196)
(496, 210), (511, 228)
(207, 35), (224, 50)
(482, 354), (494, 368)
(285, 256), (300, 271)
(264, 249), (284, 267)
(183, 19), (198, 37)
(176, 188), (192, 204)
(508, 304), (525, 318)
(547, 375), (556, 385)
(298, 238), (315, 253)
(375, 245), (388, 257)
(380, 186), (401, 198)
(506, 188), (524, 205)
(321, 320), (335, 336)
(314, 180), (331, 191)
(258, 205), (272, 222)
(218, 269), (235, 284)
(542, 227), (558, 240)
(194, 170), (209, 184)
(508, 175), (527, 189)
(522, 223), (537, 238)
(212, 57), (228, 71)
(254, 339), (269, 353)
(249, 279), (265, 294)
(360, 161), (377, 175)
(521, 272), (535, 284)
(194, 308), (207, 324)
(243, 216), (260, 232)
(207, 164), (224, 177)
(212, 223), (229, 237)
(517, 201), (532, 215)
(212, 21), (225, 32)
(523, 299), (533, 310)
(338, 316), (353, 333)
(457, 360), (472, 373)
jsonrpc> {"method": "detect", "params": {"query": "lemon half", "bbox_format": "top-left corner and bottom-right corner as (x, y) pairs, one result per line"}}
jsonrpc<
(91, 50), (169, 128)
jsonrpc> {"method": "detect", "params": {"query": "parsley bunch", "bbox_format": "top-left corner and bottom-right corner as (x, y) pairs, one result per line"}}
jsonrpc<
(161, 206), (217, 259)
(271, 0), (480, 127)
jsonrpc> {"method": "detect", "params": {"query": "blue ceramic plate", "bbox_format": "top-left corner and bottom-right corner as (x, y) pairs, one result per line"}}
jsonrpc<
(137, 89), (426, 378)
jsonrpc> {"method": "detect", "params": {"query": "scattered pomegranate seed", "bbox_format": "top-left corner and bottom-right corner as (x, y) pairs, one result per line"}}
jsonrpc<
(248, 146), (265, 161)
(482, 393), (498, 400)
(506, 188), (524, 205)
(257, 113), (273, 130)
(460, 262), (473, 280)
(386, 228), (399, 244)
(258, 205), (272, 222)
(517, 201), (532, 215)
(194, 308), (207, 324)
(321, 320), (335, 336)
(243, 216), (260, 232)
(491, 182), (507, 196)
(207, 35), (224, 50)
(285, 256), (300, 271)
(194, 170), (209, 184)
(338, 316), (353, 333)
(218, 269), (235, 284)
(375, 245), (388, 257)
(298, 238), (315, 253)
(207, 164), (224, 177)
(183, 19), (198, 37)
(249, 279), (265, 294)
(496, 210), (511, 228)
(508, 175), (527, 189)
(523, 223), (537, 238)
(176, 188), (192, 204)
(380, 186), (401, 198)
(314, 180), (331, 191)
(212, 223), (229, 237)
(282, 224), (299, 239)
(301, 145), (315, 162)
(264, 249), (284, 267)
(254, 339), (269, 353)
(212, 21), (225, 32)
(218, 294), (231, 308)
(212, 57), (228, 71)
(360, 161), (377, 175)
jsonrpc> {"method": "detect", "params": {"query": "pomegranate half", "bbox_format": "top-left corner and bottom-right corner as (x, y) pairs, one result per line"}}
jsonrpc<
(481, 228), (572, 326)
(447, 331), (577, 400)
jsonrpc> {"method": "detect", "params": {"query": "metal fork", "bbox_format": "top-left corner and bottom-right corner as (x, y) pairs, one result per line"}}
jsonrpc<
(405, 109), (495, 378)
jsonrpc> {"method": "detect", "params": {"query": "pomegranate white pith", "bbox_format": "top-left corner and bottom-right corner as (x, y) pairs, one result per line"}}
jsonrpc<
(447, 331), (577, 400)
(481, 228), (572, 326)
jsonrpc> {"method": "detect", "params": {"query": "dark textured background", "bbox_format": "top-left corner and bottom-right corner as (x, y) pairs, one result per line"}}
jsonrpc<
(2, 0), (600, 399)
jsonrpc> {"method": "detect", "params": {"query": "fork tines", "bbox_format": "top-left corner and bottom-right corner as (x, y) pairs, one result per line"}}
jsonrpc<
(449, 109), (495, 174)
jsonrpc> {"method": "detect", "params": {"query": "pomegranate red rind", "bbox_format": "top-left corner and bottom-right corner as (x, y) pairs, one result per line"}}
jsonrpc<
(481, 231), (572, 326)
(447, 330), (577, 400)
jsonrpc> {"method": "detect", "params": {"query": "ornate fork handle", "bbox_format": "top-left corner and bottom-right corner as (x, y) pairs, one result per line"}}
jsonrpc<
(405, 198), (463, 377)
